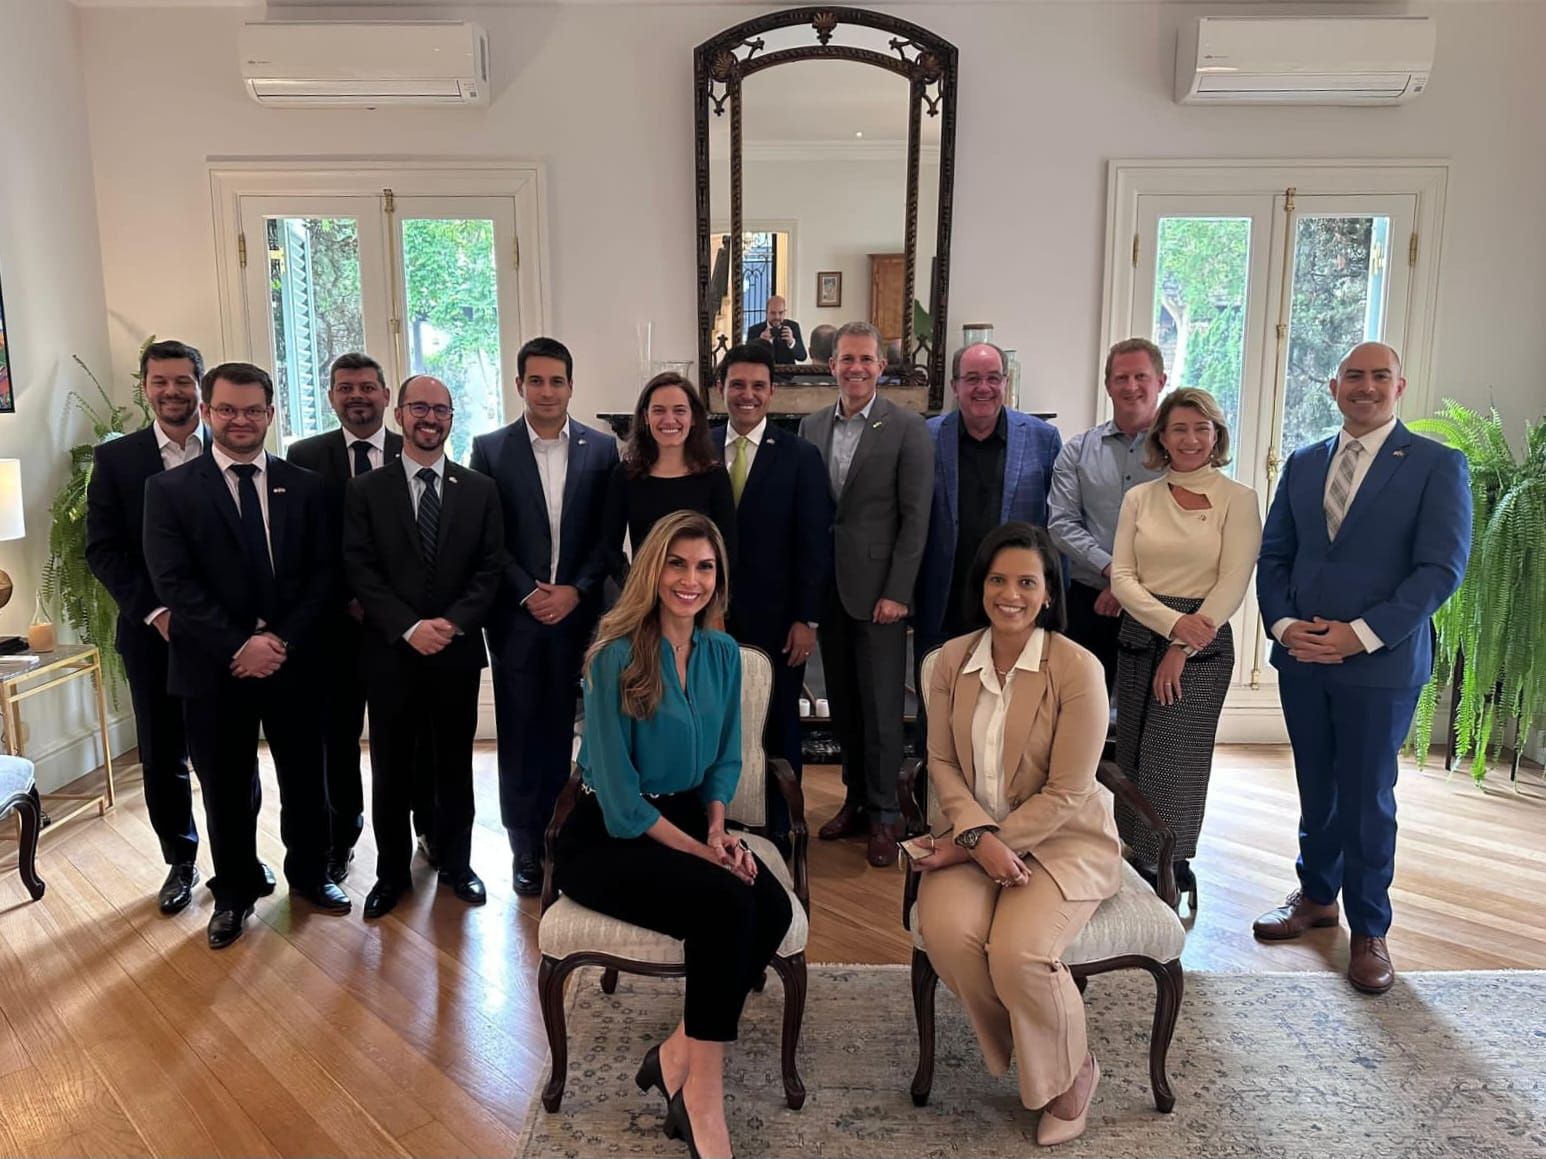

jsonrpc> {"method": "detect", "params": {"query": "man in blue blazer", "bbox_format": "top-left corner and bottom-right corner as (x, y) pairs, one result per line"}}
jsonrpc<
(469, 337), (619, 895)
(1253, 342), (1470, 994)
(713, 343), (834, 849)
(915, 342), (1064, 662)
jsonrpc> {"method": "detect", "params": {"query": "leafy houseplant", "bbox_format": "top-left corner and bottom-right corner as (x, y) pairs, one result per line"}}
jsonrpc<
(40, 347), (152, 693)
(1408, 401), (1546, 781)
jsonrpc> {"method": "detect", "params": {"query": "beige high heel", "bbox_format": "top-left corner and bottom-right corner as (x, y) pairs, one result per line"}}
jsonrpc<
(1036, 1054), (1099, 1147)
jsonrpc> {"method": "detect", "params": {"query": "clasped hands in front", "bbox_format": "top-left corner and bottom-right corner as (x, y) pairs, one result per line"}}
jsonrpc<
(701, 828), (759, 886)
(231, 631), (287, 679)
(912, 831), (1030, 887)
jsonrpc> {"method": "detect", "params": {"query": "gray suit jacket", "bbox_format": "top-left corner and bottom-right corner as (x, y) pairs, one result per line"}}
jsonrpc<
(800, 395), (934, 621)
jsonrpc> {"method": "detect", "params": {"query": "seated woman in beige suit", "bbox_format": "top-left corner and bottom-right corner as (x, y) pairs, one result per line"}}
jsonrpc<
(913, 522), (1122, 1147)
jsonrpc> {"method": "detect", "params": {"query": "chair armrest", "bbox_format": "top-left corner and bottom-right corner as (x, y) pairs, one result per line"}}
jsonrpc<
(1096, 759), (1178, 908)
(898, 756), (926, 836)
(769, 757), (810, 912)
(540, 764), (584, 913)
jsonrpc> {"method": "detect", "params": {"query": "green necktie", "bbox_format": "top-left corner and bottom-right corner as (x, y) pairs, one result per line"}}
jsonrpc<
(729, 435), (749, 504)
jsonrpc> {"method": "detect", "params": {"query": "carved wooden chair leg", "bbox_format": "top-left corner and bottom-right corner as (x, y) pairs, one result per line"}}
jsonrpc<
(538, 956), (580, 1112)
(600, 967), (619, 995)
(1074, 973), (1088, 996)
(910, 948), (939, 1106)
(752, 969), (767, 993)
(1144, 957), (1185, 1112)
(770, 953), (807, 1109)
(16, 787), (45, 901)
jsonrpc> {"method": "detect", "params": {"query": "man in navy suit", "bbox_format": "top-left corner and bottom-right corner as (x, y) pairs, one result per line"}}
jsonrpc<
(1253, 342), (1470, 994)
(915, 342), (1064, 663)
(470, 337), (619, 895)
(86, 339), (208, 915)
(713, 343), (833, 848)
(144, 362), (350, 948)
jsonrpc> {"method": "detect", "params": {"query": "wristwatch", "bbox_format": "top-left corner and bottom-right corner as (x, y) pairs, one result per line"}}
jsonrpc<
(954, 825), (997, 850)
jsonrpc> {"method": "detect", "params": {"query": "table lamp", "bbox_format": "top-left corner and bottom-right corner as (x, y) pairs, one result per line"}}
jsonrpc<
(0, 459), (27, 653)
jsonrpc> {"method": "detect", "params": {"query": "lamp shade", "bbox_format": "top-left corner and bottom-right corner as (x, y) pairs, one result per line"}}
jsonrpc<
(0, 459), (25, 541)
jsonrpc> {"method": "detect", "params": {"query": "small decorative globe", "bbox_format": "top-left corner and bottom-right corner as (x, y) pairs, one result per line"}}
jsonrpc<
(0, 571), (12, 612)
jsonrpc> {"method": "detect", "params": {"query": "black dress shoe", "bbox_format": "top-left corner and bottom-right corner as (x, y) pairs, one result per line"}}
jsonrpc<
(440, 868), (487, 905)
(513, 854), (542, 897)
(416, 834), (440, 870)
(292, 881), (353, 914)
(207, 904), (254, 949)
(363, 878), (410, 920)
(158, 863), (200, 915)
(635, 1043), (671, 1103)
(662, 1089), (702, 1159)
(325, 848), (354, 885)
(258, 862), (277, 896)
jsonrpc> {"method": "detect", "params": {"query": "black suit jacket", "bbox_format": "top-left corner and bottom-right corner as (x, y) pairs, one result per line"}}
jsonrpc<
(288, 427), (403, 606)
(85, 425), (206, 648)
(711, 422), (833, 649)
(342, 459), (506, 673)
(746, 319), (807, 364)
(143, 453), (332, 697)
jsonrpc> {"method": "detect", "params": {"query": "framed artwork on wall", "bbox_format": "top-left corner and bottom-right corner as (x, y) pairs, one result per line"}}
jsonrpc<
(816, 271), (843, 309)
(0, 272), (11, 413)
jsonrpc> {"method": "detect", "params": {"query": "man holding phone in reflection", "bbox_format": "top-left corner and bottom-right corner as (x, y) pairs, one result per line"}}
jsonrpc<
(747, 295), (808, 365)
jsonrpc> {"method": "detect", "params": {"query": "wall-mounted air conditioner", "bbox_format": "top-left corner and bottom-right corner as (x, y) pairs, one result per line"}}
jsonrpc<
(239, 21), (489, 108)
(1176, 16), (1435, 106)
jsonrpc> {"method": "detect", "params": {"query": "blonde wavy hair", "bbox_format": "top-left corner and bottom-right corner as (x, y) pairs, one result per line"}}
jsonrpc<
(1144, 387), (1232, 470)
(584, 510), (730, 720)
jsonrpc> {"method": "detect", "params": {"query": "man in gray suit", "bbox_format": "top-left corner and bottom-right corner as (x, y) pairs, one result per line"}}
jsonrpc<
(799, 321), (934, 866)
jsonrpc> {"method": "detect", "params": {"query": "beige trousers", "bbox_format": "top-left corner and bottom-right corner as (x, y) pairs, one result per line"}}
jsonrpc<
(916, 858), (1099, 1109)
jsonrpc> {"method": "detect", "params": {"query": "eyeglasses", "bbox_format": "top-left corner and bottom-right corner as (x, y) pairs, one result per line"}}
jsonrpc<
(957, 374), (1007, 389)
(209, 405), (269, 422)
(403, 402), (454, 420)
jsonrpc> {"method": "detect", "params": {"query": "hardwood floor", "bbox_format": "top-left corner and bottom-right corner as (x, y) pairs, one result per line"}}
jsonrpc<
(0, 745), (1542, 1155)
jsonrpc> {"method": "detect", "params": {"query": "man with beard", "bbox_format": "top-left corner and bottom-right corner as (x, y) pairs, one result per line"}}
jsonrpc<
(144, 363), (345, 948)
(287, 353), (404, 883)
(344, 375), (505, 917)
(748, 295), (808, 365)
(799, 321), (933, 867)
(86, 339), (212, 914)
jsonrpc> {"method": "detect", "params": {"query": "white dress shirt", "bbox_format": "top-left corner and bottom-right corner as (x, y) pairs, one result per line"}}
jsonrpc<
(961, 628), (1046, 822)
(724, 416), (767, 478)
(1271, 415), (1398, 654)
(529, 421), (570, 585)
(146, 425), (204, 624)
(347, 424), (388, 474)
(401, 453), (448, 643)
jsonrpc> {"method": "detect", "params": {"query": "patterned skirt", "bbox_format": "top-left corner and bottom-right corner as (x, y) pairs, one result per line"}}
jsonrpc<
(1114, 595), (1234, 864)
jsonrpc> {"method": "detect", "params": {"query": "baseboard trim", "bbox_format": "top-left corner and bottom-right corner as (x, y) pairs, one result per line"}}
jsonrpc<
(29, 710), (138, 795)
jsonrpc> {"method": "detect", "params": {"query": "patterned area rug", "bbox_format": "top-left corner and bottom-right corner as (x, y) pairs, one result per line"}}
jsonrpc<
(515, 966), (1546, 1158)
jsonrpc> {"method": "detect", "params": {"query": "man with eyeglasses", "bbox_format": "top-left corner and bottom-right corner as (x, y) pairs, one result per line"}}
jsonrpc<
(144, 362), (346, 949)
(344, 375), (506, 918)
(287, 353), (405, 885)
(915, 343), (1065, 667)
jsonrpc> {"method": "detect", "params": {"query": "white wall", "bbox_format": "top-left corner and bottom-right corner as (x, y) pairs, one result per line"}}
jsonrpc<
(75, 1), (1546, 437)
(0, 0), (123, 790)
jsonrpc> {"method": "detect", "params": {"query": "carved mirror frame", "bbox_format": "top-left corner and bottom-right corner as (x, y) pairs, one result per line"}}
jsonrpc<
(694, 6), (959, 411)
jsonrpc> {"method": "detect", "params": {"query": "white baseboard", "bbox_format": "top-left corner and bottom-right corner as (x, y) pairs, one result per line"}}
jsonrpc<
(30, 710), (138, 795)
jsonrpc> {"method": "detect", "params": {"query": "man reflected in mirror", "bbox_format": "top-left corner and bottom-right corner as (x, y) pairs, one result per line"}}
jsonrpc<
(748, 295), (807, 364)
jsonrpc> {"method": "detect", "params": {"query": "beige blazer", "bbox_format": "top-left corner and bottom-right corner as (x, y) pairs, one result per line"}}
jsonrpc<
(927, 629), (1123, 903)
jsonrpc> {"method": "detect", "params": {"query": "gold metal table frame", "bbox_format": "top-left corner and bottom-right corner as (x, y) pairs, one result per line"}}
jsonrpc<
(0, 644), (116, 832)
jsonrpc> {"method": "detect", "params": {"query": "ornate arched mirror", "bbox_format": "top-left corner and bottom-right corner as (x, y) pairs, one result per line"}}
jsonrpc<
(696, 6), (958, 414)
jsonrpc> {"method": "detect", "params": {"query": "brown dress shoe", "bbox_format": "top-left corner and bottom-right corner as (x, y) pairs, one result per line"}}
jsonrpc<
(1252, 889), (1340, 941)
(1348, 935), (1395, 994)
(818, 801), (869, 841)
(866, 819), (901, 867)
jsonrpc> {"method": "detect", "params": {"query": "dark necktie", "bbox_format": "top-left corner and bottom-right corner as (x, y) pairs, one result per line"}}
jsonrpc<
(229, 463), (277, 621)
(351, 440), (373, 477)
(417, 467), (440, 566)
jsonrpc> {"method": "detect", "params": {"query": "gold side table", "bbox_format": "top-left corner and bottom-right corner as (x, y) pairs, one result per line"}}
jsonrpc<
(0, 644), (116, 831)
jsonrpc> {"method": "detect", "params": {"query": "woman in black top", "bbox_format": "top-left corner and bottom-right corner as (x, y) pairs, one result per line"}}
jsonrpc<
(602, 373), (737, 580)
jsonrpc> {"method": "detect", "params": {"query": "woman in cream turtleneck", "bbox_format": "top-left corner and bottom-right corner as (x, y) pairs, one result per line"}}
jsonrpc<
(1110, 388), (1262, 909)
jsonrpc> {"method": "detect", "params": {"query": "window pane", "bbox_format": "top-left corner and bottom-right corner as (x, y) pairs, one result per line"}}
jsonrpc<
(266, 217), (365, 448)
(1281, 215), (1391, 453)
(1151, 217), (1251, 477)
(401, 218), (502, 463)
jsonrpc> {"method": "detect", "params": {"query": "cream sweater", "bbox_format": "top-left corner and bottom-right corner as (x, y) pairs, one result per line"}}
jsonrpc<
(1110, 466), (1263, 639)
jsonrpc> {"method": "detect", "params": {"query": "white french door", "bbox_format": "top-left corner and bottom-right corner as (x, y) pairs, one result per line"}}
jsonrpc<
(1103, 162), (1446, 733)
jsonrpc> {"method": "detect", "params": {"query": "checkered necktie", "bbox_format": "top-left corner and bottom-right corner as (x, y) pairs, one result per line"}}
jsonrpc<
(1324, 439), (1364, 539)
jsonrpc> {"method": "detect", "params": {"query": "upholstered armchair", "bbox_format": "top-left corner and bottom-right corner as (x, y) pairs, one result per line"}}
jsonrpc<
(1, 755), (45, 900)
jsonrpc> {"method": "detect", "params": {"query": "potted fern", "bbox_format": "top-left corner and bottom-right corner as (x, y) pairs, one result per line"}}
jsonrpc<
(39, 345), (152, 693)
(1408, 401), (1546, 782)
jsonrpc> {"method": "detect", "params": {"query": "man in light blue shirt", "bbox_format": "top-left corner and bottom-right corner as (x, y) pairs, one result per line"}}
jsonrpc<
(1047, 338), (1167, 693)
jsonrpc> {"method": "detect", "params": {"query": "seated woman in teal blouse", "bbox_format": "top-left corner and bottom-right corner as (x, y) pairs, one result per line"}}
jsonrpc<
(555, 510), (792, 1159)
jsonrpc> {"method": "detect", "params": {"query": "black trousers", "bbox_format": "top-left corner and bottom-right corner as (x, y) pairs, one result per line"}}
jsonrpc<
(1064, 580), (1120, 699)
(118, 627), (197, 865)
(367, 661), (480, 883)
(728, 618), (808, 841)
(183, 665), (329, 908)
(819, 605), (907, 822)
(320, 615), (367, 855)
(556, 790), (792, 1042)
(491, 621), (587, 859)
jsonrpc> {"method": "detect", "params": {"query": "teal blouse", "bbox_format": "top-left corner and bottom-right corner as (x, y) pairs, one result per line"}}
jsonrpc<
(578, 629), (743, 838)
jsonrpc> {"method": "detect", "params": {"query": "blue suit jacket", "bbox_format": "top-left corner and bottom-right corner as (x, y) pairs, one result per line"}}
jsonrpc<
(1257, 420), (1470, 689)
(469, 416), (619, 645)
(711, 422), (833, 650)
(914, 408), (1063, 640)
